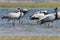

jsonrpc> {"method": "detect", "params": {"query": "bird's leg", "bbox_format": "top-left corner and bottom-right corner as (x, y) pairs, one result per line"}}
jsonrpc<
(37, 20), (39, 24)
(7, 19), (10, 24)
(12, 19), (15, 26)
(47, 22), (50, 28)
(37, 20), (41, 25)
(48, 24), (49, 27)
(50, 21), (54, 27)
(39, 21), (44, 25)
(19, 19), (20, 24)
(44, 23), (47, 27)
(21, 17), (23, 25)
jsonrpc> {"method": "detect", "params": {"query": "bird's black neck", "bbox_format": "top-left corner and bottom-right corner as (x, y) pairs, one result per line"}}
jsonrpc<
(44, 12), (48, 15)
(54, 7), (58, 19)
(55, 11), (58, 19)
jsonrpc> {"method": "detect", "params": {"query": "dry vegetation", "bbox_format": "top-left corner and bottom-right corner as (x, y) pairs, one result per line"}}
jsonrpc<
(0, 2), (60, 8)
(0, 36), (60, 40)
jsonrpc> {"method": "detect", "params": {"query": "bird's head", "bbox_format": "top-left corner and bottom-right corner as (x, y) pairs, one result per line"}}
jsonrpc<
(21, 8), (28, 14)
(17, 7), (21, 10)
(17, 7), (28, 14)
(40, 10), (48, 15)
(54, 7), (58, 13)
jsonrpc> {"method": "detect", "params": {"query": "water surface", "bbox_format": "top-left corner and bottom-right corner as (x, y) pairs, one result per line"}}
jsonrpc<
(0, 8), (60, 36)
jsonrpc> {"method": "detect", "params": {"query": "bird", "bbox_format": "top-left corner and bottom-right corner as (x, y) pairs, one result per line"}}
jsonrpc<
(38, 7), (58, 27)
(38, 13), (56, 27)
(17, 7), (28, 24)
(1, 7), (28, 26)
(30, 10), (48, 24)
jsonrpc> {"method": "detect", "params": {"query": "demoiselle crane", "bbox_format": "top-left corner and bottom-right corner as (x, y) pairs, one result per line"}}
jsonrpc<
(38, 7), (58, 27)
(30, 10), (48, 24)
(1, 7), (28, 26)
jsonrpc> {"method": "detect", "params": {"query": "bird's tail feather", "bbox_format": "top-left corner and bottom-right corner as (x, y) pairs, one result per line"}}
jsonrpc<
(1, 16), (8, 19)
(1, 16), (5, 19)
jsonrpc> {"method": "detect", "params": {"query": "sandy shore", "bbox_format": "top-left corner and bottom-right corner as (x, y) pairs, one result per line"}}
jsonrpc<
(0, 36), (60, 40)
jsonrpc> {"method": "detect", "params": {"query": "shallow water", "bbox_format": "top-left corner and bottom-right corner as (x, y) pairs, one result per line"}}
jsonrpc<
(0, 8), (60, 36)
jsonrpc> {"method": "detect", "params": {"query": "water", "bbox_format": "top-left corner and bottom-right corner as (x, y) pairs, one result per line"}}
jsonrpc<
(0, 8), (60, 36)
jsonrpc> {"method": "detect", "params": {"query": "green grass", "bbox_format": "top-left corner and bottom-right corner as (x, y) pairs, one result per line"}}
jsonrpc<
(0, 2), (60, 8)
